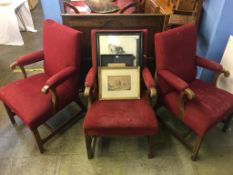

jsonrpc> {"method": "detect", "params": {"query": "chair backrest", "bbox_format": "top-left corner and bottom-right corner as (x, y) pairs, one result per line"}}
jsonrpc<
(43, 19), (82, 76)
(91, 29), (149, 69)
(63, 1), (80, 14)
(155, 23), (197, 94)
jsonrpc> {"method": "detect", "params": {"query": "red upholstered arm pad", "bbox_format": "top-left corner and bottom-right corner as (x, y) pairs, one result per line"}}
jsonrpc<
(158, 70), (189, 92)
(196, 56), (223, 72)
(10, 50), (44, 69)
(42, 66), (77, 93)
(142, 67), (156, 88)
(85, 67), (97, 87)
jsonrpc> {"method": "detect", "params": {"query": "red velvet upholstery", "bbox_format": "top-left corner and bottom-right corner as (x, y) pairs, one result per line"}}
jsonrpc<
(84, 99), (158, 136)
(155, 23), (233, 160)
(85, 67), (96, 87)
(0, 73), (75, 129)
(142, 67), (156, 89)
(43, 20), (82, 77)
(158, 70), (188, 92)
(196, 56), (223, 72)
(163, 79), (233, 136)
(155, 23), (196, 95)
(83, 29), (158, 158)
(0, 19), (84, 153)
(15, 50), (44, 66)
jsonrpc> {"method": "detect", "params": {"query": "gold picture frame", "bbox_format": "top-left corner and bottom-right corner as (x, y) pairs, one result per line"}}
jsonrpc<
(99, 67), (140, 100)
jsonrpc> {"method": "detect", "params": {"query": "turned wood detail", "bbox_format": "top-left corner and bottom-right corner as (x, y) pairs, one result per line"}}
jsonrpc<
(213, 68), (230, 87)
(178, 88), (195, 120)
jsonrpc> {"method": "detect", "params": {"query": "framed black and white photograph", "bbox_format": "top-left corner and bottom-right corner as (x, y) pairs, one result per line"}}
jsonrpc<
(96, 31), (143, 67)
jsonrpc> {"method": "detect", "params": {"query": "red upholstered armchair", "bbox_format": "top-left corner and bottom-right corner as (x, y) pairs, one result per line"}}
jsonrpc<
(155, 23), (233, 160)
(0, 20), (86, 153)
(83, 29), (158, 159)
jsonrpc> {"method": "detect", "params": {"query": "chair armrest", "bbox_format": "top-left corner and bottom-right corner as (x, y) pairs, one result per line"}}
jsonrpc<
(196, 56), (223, 72)
(85, 67), (96, 87)
(41, 66), (77, 93)
(84, 67), (96, 97)
(142, 67), (156, 97)
(118, 2), (137, 14)
(10, 50), (44, 69)
(158, 70), (189, 92)
(64, 1), (80, 13)
(158, 71), (195, 120)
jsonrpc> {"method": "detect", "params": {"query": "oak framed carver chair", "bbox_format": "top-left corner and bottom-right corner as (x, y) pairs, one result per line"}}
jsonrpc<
(154, 23), (233, 161)
(0, 19), (86, 153)
(83, 29), (158, 159)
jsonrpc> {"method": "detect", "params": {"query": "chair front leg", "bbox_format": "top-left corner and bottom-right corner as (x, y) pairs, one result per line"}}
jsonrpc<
(148, 136), (155, 158)
(75, 97), (87, 112)
(85, 135), (94, 159)
(3, 103), (16, 125)
(31, 128), (45, 153)
(222, 115), (233, 132)
(191, 136), (204, 161)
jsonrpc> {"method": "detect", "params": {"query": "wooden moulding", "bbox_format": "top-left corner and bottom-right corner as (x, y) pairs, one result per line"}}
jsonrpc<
(62, 14), (167, 59)
(178, 88), (195, 120)
(213, 68), (230, 87)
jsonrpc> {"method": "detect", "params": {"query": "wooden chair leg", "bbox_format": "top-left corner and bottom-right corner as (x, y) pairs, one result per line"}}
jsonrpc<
(75, 98), (87, 112)
(148, 136), (155, 159)
(85, 135), (93, 159)
(3, 103), (16, 125)
(191, 136), (204, 161)
(222, 115), (233, 132)
(31, 128), (45, 153)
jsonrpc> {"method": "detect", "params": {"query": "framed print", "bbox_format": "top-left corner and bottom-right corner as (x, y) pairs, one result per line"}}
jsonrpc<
(99, 67), (140, 100)
(96, 31), (143, 67)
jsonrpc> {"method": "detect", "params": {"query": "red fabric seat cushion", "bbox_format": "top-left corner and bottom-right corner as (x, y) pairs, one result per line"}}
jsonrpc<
(163, 79), (233, 136)
(83, 99), (158, 136)
(0, 73), (75, 129)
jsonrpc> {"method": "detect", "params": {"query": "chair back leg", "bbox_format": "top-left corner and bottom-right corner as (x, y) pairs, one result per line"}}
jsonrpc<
(191, 136), (204, 161)
(31, 128), (45, 153)
(3, 103), (16, 124)
(222, 115), (233, 132)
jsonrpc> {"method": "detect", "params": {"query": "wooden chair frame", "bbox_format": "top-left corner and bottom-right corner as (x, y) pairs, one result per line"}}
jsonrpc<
(157, 69), (233, 161)
(84, 81), (157, 159)
(4, 63), (86, 153)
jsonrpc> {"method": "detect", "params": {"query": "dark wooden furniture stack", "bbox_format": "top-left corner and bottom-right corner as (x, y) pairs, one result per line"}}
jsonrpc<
(145, 0), (204, 28)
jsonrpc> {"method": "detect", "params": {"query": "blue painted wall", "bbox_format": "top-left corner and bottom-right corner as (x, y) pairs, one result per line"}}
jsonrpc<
(40, 0), (63, 23)
(197, 0), (233, 82)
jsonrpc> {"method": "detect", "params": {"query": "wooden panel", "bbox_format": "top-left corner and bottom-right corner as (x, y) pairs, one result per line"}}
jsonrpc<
(175, 0), (196, 12)
(62, 14), (167, 58)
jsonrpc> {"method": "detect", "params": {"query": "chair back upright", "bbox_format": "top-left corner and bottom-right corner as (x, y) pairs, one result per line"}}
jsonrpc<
(155, 23), (197, 95)
(43, 19), (82, 89)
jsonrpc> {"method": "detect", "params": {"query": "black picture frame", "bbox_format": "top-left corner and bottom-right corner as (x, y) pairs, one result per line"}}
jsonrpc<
(96, 31), (143, 67)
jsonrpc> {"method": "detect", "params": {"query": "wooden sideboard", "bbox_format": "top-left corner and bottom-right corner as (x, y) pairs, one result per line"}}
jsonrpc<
(62, 13), (168, 88)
